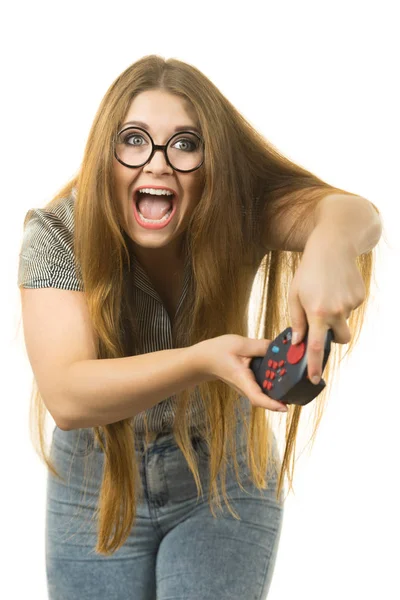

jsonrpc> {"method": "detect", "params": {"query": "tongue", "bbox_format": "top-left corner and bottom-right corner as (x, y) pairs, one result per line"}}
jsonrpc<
(137, 193), (173, 220)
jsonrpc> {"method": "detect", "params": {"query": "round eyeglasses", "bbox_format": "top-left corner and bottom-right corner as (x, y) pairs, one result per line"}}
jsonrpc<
(113, 126), (205, 173)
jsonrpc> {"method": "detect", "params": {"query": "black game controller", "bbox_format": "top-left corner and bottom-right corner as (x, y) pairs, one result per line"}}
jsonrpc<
(250, 327), (334, 406)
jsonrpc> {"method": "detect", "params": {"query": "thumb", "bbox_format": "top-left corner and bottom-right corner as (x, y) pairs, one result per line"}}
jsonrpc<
(289, 294), (308, 346)
(243, 337), (271, 357)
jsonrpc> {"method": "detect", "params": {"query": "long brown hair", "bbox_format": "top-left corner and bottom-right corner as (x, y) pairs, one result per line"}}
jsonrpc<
(22, 55), (380, 556)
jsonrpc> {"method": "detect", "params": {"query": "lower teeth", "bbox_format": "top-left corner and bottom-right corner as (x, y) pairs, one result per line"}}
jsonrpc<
(137, 207), (173, 223)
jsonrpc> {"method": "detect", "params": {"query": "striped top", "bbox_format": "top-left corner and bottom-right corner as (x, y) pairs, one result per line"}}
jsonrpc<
(18, 190), (248, 434)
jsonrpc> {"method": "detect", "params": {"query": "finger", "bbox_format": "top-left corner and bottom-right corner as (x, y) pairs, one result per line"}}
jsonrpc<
(305, 316), (330, 384)
(330, 317), (352, 345)
(306, 317), (351, 383)
(289, 287), (308, 346)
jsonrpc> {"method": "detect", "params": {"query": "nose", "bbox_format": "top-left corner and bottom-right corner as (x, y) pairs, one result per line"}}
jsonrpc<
(144, 147), (173, 174)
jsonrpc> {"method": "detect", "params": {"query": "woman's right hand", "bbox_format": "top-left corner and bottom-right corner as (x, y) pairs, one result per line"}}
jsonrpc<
(195, 335), (288, 413)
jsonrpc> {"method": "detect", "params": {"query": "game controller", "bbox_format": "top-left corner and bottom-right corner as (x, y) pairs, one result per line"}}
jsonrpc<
(249, 327), (334, 406)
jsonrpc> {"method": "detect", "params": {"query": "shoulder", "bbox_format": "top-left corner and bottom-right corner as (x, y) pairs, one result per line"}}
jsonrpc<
(18, 190), (83, 291)
(23, 191), (76, 245)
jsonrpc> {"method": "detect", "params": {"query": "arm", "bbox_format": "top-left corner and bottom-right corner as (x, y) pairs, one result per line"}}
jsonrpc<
(312, 193), (382, 256)
(284, 195), (382, 384)
(259, 190), (383, 385)
(63, 345), (212, 430)
(261, 190), (383, 255)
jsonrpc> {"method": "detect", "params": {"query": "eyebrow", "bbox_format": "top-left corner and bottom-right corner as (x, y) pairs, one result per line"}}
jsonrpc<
(120, 120), (201, 135)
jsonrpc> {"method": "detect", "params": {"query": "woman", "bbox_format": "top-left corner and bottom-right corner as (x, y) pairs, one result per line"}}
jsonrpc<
(18, 55), (381, 599)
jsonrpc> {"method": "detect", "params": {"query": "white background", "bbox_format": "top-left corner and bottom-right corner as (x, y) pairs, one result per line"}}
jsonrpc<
(2, 1), (399, 598)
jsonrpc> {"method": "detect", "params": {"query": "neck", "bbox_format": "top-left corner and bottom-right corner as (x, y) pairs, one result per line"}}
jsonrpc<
(123, 231), (187, 275)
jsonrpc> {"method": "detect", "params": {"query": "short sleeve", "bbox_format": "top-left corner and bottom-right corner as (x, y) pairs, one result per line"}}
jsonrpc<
(17, 207), (84, 291)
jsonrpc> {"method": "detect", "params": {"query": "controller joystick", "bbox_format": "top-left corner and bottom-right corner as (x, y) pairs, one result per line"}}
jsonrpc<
(249, 327), (334, 406)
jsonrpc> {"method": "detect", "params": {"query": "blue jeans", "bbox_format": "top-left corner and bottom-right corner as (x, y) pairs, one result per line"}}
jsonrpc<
(46, 417), (285, 599)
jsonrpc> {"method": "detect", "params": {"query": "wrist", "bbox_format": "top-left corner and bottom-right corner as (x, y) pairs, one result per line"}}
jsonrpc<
(189, 340), (216, 383)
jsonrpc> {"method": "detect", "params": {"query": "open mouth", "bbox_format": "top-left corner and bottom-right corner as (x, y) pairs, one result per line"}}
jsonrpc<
(134, 190), (177, 212)
(133, 190), (177, 227)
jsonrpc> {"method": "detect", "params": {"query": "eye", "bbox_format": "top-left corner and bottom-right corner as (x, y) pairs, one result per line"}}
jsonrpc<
(172, 138), (198, 152)
(124, 134), (146, 146)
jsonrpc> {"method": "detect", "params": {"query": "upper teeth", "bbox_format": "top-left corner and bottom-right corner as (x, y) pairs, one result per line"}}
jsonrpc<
(138, 188), (173, 196)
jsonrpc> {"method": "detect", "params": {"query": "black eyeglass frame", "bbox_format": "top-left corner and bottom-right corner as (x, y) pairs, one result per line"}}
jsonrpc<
(113, 126), (205, 173)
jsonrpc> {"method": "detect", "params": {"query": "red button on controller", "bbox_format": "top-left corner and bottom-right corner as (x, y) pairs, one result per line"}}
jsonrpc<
(287, 342), (306, 364)
(262, 381), (273, 391)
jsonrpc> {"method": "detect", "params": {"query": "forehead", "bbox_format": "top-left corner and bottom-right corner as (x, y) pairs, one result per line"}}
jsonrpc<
(123, 90), (199, 131)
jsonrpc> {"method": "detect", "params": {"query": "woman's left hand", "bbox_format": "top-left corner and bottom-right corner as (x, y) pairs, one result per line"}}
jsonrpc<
(288, 226), (366, 384)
